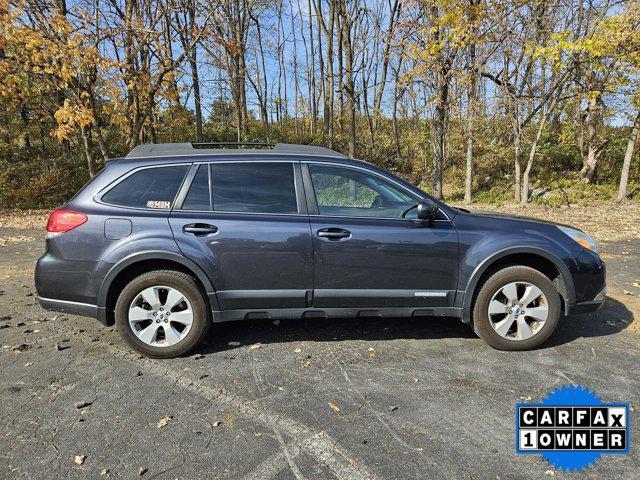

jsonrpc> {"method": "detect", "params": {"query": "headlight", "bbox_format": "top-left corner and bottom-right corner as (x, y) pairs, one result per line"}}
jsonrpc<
(557, 226), (597, 253)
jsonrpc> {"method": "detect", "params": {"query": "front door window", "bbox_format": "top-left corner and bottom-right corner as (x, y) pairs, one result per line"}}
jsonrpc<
(309, 164), (417, 218)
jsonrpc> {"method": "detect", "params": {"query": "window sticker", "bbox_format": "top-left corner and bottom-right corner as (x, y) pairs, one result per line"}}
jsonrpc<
(146, 200), (171, 209)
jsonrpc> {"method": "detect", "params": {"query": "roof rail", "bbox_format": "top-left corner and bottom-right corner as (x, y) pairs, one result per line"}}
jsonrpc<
(126, 142), (347, 159)
(192, 142), (275, 149)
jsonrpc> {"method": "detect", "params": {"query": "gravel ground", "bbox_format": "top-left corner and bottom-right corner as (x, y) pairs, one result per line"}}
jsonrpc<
(0, 205), (639, 479)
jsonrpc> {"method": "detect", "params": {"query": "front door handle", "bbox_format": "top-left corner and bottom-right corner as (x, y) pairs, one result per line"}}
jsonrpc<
(183, 223), (218, 236)
(317, 228), (351, 240)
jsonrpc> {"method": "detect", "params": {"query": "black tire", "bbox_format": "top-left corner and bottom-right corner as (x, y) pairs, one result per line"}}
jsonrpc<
(472, 266), (561, 351)
(115, 270), (211, 358)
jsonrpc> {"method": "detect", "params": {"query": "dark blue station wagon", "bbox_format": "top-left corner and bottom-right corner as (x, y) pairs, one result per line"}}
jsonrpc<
(35, 143), (606, 358)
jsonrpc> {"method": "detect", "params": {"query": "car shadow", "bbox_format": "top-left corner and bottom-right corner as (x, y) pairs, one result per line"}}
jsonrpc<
(544, 296), (635, 348)
(196, 314), (475, 355)
(192, 296), (635, 356)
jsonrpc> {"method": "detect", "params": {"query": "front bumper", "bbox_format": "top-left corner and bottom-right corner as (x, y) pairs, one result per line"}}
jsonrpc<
(567, 284), (606, 315)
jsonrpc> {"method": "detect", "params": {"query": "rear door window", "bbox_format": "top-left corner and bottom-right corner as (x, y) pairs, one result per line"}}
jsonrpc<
(182, 165), (211, 211)
(101, 165), (189, 209)
(211, 163), (298, 214)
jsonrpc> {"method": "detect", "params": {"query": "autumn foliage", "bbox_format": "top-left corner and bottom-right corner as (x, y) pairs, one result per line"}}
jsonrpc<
(0, 0), (639, 208)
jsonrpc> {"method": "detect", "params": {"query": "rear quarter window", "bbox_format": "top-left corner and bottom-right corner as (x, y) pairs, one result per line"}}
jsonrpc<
(101, 165), (189, 209)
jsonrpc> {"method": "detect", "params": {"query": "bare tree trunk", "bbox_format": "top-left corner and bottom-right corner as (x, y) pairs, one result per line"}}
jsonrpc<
(337, 7), (344, 131)
(248, 8), (269, 139)
(464, 16), (478, 203)
(464, 106), (474, 203)
(340, 0), (356, 158)
(391, 54), (404, 158)
(432, 69), (447, 199)
(80, 124), (97, 177)
(521, 114), (548, 204)
(521, 88), (562, 204)
(314, 0), (328, 136)
(617, 110), (640, 202)
(188, 3), (203, 142)
(511, 101), (522, 202)
(307, 0), (317, 134)
(581, 94), (604, 182)
(373, 0), (400, 131)
(18, 99), (31, 152)
(290, 0), (301, 136)
(316, 0), (336, 142)
(86, 94), (110, 161)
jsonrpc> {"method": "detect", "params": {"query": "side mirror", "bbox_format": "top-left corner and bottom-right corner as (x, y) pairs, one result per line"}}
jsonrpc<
(417, 201), (439, 222)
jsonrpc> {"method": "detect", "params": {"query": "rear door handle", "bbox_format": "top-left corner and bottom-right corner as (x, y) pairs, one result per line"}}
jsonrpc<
(317, 228), (351, 240)
(183, 223), (218, 236)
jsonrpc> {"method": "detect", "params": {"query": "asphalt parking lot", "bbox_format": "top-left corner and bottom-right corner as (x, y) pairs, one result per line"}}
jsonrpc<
(1, 226), (638, 479)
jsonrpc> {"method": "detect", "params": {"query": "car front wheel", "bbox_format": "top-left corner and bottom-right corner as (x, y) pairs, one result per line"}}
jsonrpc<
(115, 270), (211, 358)
(473, 265), (561, 350)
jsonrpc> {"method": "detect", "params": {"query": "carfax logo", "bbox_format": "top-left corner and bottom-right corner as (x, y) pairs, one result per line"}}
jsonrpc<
(516, 385), (630, 472)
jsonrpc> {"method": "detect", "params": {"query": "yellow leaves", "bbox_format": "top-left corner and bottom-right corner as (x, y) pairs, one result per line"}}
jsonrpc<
(52, 100), (94, 142)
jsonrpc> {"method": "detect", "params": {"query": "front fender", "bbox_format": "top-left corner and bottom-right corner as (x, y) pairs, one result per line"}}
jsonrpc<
(461, 246), (576, 323)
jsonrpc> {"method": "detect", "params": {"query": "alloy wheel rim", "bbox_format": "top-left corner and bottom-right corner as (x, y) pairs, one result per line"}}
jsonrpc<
(128, 285), (193, 347)
(487, 281), (549, 340)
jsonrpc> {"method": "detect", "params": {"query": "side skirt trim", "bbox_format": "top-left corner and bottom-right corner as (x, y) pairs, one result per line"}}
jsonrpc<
(212, 306), (463, 323)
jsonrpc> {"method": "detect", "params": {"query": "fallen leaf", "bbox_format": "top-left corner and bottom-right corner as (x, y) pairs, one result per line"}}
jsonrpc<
(228, 341), (241, 346)
(328, 401), (341, 413)
(100, 468), (109, 475)
(24, 362), (33, 367)
(138, 467), (148, 476)
(212, 420), (222, 427)
(272, 319), (280, 326)
(249, 343), (262, 349)
(388, 405), (398, 412)
(624, 290), (634, 295)
(75, 401), (93, 409)
(632, 282), (640, 288)
(74, 455), (85, 465)
(10, 343), (31, 353)
(293, 347), (302, 353)
(156, 415), (173, 428)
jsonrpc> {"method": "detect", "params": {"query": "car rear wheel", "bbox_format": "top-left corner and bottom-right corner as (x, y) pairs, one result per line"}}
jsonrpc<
(473, 266), (561, 350)
(115, 270), (211, 358)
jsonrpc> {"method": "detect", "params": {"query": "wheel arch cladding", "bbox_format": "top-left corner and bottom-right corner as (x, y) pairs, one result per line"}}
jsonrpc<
(98, 251), (218, 325)
(462, 247), (575, 323)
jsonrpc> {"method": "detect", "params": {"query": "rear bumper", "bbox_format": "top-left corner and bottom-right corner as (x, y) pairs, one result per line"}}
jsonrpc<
(38, 296), (107, 324)
(567, 285), (606, 315)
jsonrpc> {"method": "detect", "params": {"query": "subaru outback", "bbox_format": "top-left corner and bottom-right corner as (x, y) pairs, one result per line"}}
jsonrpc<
(35, 143), (606, 358)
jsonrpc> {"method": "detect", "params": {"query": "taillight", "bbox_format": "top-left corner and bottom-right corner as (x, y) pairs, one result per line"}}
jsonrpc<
(46, 209), (88, 233)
